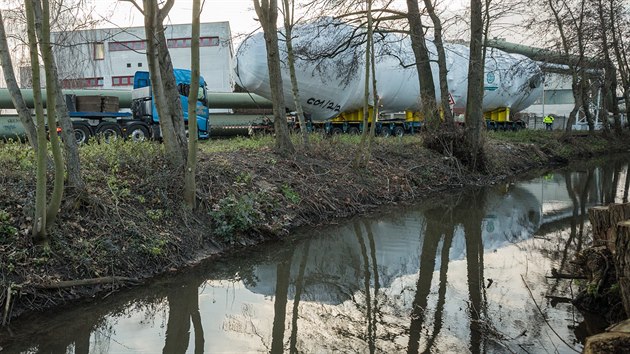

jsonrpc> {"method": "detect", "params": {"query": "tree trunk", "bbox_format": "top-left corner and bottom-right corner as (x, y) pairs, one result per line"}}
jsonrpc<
(184, 0), (200, 210)
(465, 0), (485, 171)
(142, 0), (186, 169)
(25, 0), (48, 244)
(424, 0), (454, 126)
(31, 0), (84, 191)
(35, 0), (65, 226)
(282, 0), (309, 148)
(0, 12), (38, 150)
(406, 0), (439, 125)
(253, 0), (295, 156)
(615, 220), (630, 317)
(355, 0), (373, 169)
(155, 20), (187, 153)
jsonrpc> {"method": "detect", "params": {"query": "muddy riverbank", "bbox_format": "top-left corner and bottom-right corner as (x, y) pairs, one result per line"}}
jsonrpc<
(1, 130), (629, 324)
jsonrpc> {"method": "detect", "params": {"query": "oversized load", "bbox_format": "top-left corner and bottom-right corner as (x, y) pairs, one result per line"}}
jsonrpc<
(235, 18), (543, 122)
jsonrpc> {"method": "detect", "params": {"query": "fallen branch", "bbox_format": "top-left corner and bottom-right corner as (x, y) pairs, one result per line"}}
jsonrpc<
(31, 277), (140, 289)
(2, 283), (12, 326)
(546, 273), (587, 280)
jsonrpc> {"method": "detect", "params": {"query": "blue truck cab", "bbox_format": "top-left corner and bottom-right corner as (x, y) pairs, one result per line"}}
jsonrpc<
(132, 69), (210, 139)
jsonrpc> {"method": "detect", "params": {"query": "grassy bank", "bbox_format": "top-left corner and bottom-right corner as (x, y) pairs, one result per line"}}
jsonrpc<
(0, 130), (629, 323)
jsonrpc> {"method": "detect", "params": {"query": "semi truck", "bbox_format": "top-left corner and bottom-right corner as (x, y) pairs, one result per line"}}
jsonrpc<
(67, 68), (209, 144)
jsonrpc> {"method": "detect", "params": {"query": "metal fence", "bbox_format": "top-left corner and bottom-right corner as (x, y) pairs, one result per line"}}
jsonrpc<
(526, 115), (568, 130)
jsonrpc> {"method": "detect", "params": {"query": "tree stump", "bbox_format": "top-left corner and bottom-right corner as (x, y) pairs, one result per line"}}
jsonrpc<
(616, 220), (630, 317)
(589, 206), (613, 245)
(589, 203), (630, 252)
(609, 204), (630, 253)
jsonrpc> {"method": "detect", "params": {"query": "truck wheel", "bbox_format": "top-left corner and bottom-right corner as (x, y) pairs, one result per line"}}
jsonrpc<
(331, 127), (343, 135)
(347, 126), (360, 135)
(72, 123), (92, 145)
(125, 124), (150, 142)
(393, 126), (405, 137)
(380, 126), (391, 137)
(96, 122), (122, 143)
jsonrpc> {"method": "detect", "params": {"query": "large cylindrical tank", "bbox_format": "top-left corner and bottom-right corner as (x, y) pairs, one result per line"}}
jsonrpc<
(235, 18), (543, 121)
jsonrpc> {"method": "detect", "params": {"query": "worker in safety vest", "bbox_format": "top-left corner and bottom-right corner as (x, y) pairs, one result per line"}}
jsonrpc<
(543, 115), (554, 131)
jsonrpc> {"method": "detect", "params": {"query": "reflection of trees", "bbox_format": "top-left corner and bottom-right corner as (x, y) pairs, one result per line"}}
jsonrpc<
(460, 189), (487, 354)
(270, 251), (292, 354)
(289, 240), (310, 354)
(162, 280), (205, 354)
(407, 206), (454, 354)
(623, 167), (630, 203)
(421, 223), (454, 354)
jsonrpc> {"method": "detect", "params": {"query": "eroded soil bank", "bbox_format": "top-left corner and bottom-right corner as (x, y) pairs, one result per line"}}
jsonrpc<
(1, 130), (629, 324)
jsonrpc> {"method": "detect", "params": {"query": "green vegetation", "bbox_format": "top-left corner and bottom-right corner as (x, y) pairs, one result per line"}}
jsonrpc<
(210, 193), (262, 240)
(0, 210), (17, 243)
(281, 184), (301, 204)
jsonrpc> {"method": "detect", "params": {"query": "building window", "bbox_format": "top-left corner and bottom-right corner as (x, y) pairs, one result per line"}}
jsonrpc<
(112, 75), (134, 86)
(93, 42), (105, 60)
(127, 63), (131, 68)
(61, 77), (104, 89)
(165, 36), (219, 49)
(109, 40), (146, 52)
(200, 37), (219, 47)
(138, 62), (142, 67)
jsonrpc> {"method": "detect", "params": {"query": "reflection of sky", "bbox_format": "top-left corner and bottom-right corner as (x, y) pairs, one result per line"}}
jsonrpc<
(92, 234), (581, 353)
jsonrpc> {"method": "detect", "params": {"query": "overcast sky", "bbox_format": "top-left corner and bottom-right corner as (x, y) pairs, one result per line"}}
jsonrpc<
(91, 1), (530, 46)
(95, 0), (262, 37)
(95, 1), (471, 34)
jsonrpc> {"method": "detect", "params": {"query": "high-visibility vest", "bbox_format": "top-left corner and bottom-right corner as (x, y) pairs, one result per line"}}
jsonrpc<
(543, 115), (554, 124)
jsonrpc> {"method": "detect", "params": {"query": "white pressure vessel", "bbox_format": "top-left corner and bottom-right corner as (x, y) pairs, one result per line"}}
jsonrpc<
(235, 18), (543, 121)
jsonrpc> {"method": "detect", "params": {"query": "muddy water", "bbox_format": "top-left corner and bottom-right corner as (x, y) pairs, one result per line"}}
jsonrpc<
(2, 156), (630, 353)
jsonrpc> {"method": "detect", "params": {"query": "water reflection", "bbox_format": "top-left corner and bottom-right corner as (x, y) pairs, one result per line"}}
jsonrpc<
(1, 156), (629, 353)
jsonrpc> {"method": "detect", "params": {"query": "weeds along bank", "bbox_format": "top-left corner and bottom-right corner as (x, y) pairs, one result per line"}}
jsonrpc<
(0, 131), (628, 322)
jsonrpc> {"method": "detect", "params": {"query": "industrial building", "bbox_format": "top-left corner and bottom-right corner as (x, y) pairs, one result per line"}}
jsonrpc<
(45, 22), (234, 93)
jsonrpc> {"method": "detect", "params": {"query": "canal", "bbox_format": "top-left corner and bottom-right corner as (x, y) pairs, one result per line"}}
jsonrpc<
(2, 156), (629, 353)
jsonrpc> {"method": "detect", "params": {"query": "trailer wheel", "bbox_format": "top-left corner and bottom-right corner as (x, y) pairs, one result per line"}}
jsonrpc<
(347, 126), (360, 135)
(393, 126), (405, 137)
(72, 123), (92, 145)
(96, 122), (122, 143)
(331, 127), (343, 135)
(380, 126), (391, 137)
(125, 124), (150, 142)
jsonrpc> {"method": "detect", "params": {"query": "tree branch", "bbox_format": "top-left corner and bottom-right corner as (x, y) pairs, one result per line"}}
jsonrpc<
(120, 0), (144, 15)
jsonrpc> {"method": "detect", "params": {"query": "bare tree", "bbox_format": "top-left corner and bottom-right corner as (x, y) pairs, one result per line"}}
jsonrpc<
(2, 1), (92, 191)
(609, 0), (630, 132)
(465, 0), (485, 171)
(184, 0), (200, 210)
(253, 0), (295, 156)
(406, 0), (439, 126)
(0, 11), (38, 149)
(354, 0), (376, 169)
(24, 0), (49, 244)
(124, 0), (188, 168)
(281, 0), (310, 148)
(423, 0), (454, 127)
(32, 0), (85, 193)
